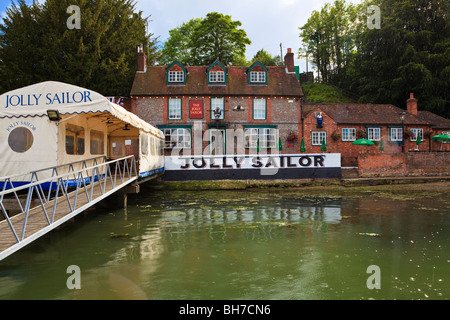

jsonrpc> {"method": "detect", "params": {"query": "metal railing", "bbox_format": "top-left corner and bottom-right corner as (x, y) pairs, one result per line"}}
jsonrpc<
(0, 156), (137, 246)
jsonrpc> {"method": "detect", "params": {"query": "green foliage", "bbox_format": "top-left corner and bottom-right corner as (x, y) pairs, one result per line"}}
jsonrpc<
(190, 12), (251, 66)
(0, 0), (158, 96)
(159, 18), (202, 65)
(301, 82), (355, 103)
(161, 12), (251, 66)
(299, 0), (450, 118)
(251, 49), (283, 66)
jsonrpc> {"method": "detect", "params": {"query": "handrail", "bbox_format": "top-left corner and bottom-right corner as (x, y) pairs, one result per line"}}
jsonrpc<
(0, 156), (138, 245)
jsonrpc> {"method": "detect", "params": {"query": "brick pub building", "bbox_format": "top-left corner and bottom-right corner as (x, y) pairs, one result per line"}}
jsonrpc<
(130, 47), (303, 157)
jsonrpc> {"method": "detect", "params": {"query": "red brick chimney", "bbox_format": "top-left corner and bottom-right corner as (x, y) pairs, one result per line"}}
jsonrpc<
(137, 44), (147, 73)
(284, 48), (295, 73)
(407, 92), (418, 116)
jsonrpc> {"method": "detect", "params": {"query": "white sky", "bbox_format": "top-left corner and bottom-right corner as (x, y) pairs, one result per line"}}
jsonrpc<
(0, 0), (362, 72)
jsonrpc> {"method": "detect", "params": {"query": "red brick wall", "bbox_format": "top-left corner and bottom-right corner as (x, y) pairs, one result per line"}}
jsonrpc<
(358, 152), (450, 177)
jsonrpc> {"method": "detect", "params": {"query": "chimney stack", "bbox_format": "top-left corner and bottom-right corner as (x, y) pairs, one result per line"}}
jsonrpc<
(284, 48), (295, 73)
(407, 92), (418, 116)
(136, 44), (147, 73)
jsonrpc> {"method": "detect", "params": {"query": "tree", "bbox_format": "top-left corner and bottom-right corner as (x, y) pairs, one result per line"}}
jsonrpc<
(159, 18), (202, 65)
(298, 0), (360, 84)
(190, 12), (251, 66)
(353, 0), (449, 117)
(0, 0), (158, 96)
(251, 49), (283, 66)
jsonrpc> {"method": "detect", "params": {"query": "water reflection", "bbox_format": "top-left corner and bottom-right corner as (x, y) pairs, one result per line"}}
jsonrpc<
(0, 190), (448, 300)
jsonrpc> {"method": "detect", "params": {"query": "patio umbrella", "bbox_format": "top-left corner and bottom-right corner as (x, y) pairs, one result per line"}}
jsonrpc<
(352, 139), (375, 145)
(300, 138), (306, 152)
(431, 134), (450, 150)
(320, 139), (327, 152)
(431, 134), (450, 141)
(256, 138), (261, 152)
(278, 137), (283, 151)
(379, 138), (385, 152)
(416, 133), (422, 145)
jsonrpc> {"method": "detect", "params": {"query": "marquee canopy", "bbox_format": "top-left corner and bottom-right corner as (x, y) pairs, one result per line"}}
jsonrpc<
(0, 81), (162, 138)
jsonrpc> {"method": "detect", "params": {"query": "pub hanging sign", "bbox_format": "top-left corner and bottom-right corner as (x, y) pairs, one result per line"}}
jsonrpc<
(189, 100), (203, 119)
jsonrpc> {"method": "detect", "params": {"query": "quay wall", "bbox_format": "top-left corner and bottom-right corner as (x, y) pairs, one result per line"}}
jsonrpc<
(358, 152), (450, 177)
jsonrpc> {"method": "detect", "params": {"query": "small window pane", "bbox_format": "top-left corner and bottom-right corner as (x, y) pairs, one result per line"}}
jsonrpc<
(66, 124), (85, 155)
(90, 130), (104, 155)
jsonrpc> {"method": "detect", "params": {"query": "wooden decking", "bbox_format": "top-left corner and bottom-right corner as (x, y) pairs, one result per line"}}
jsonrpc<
(0, 176), (137, 260)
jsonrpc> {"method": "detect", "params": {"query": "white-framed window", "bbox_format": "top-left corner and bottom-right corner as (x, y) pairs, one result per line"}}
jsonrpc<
(312, 131), (327, 146)
(168, 98), (182, 120)
(211, 97), (225, 120)
(250, 71), (266, 83)
(244, 128), (277, 149)
(253, 98), (266, 120)
(163, 128), (191, 149)
(209, 71), (225, 83)
(367, 127), (381, 141)
(390, 127), (403, 142)
(168, 71), (184, 83)
(342, 128), (356, 141)
(410, 128), (423, 141)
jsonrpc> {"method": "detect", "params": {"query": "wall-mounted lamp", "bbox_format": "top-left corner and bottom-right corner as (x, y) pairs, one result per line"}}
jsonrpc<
(233, 105), (245, 111)
(213, 107), (222, 119)
(47, 109), (61, 121)
(123, 124), (131, 131)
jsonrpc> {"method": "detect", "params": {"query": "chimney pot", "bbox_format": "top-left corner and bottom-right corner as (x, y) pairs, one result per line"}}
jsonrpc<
(407, 92), (418, 116)
(284, 48), (295, 73)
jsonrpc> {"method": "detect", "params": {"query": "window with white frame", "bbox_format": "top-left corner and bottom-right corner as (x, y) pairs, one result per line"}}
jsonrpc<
(244, 128), (277, 149)
(253, 98), (266, 120)
(250, 71), (266, 83)
(410, 128), (423, 141)
(163, 128), (191, 149)
(390, 127), (403, 141)
(168, 98), (182, 120)
(312, 131), (327, 146)
(367, 127), (381, 141)
(342, 128), (356, 141)
(209, 71), (225, 83)
(211, 97), (225, 120)
(168, 71), (184, 83)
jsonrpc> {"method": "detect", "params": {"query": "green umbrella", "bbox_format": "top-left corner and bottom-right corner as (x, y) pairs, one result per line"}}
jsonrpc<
(431, 134), (450, 141)
(379, 138), (385, 151)
(256, 138), (261, 152)
(278, 137), (283, 151)
(352, 139), (375, 145)
(416, 133), (422, 145)
(300, 138), (306, 152)
(320, 139), (327, 152)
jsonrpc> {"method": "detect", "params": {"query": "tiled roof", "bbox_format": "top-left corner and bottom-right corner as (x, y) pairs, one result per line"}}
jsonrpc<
(304, 103), (431, 126)
(417, 111), (450, 129)
(130, 65), (303, 97)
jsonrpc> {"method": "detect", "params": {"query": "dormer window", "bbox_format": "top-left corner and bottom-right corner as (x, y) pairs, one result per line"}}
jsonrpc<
(168, 71), (184, 83)
(207, 60), (227, 85)
(209, 71), (225, 83)
(250, 71), (266, 83)
(166, 60), (186, 85)
(248, 61), (268, 85)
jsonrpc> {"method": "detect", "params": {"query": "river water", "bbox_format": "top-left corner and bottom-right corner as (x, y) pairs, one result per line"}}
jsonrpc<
(0, 185), (449, 300)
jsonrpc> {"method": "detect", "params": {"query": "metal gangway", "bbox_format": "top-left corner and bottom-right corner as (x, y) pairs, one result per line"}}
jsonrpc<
(0, 156), (138, 261)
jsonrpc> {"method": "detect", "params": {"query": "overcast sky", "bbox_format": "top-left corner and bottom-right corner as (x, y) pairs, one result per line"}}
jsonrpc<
(0, 0), (359, 72)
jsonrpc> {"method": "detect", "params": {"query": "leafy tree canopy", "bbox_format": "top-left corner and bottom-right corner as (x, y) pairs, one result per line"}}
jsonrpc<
(161, 12), (251, 66)
(0, 0), (159, 96)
